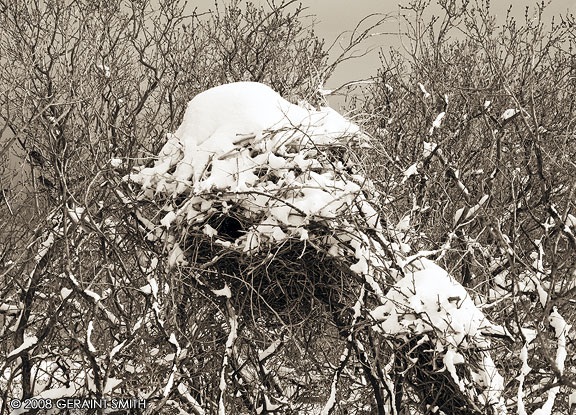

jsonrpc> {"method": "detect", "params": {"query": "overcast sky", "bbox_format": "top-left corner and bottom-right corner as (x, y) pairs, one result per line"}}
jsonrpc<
(189, 0), (575, 95)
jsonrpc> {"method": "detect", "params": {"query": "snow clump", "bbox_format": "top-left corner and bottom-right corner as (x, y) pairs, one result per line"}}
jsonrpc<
(131, 82), (364, 194)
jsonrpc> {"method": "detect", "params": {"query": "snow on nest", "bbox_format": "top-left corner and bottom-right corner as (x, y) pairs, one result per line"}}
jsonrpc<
(174, 81), (362, 147)
(131, 82), (365, 194)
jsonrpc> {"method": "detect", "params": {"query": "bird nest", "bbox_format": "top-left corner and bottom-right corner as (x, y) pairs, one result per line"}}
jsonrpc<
(130, 132), (386, 322)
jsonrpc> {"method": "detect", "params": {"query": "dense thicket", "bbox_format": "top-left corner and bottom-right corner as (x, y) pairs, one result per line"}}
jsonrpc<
(0, 0), (574, 414)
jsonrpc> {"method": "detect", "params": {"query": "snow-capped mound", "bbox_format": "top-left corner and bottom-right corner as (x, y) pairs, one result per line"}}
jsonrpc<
(173, 81), (309, 146)
(127, 81), (387, 277)
(131, 82), (364, 193)
(371, 258), (505, 346)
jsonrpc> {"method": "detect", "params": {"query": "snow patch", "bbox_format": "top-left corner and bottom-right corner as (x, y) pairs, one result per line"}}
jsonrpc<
(501, 108), (519, 121)
(8, 334), (38, 358)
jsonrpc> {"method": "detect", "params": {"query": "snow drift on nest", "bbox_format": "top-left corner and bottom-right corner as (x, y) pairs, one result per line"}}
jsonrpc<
(128, 81), (381, 271)
(127, 83), (505, 344)
(131, 82), (364, 194)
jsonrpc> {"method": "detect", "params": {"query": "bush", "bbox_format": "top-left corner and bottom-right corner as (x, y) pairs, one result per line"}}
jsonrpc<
(358, 0), (576, 412)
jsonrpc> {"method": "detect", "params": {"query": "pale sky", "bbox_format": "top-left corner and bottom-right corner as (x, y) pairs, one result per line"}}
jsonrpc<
(188, 0), (576, 93)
